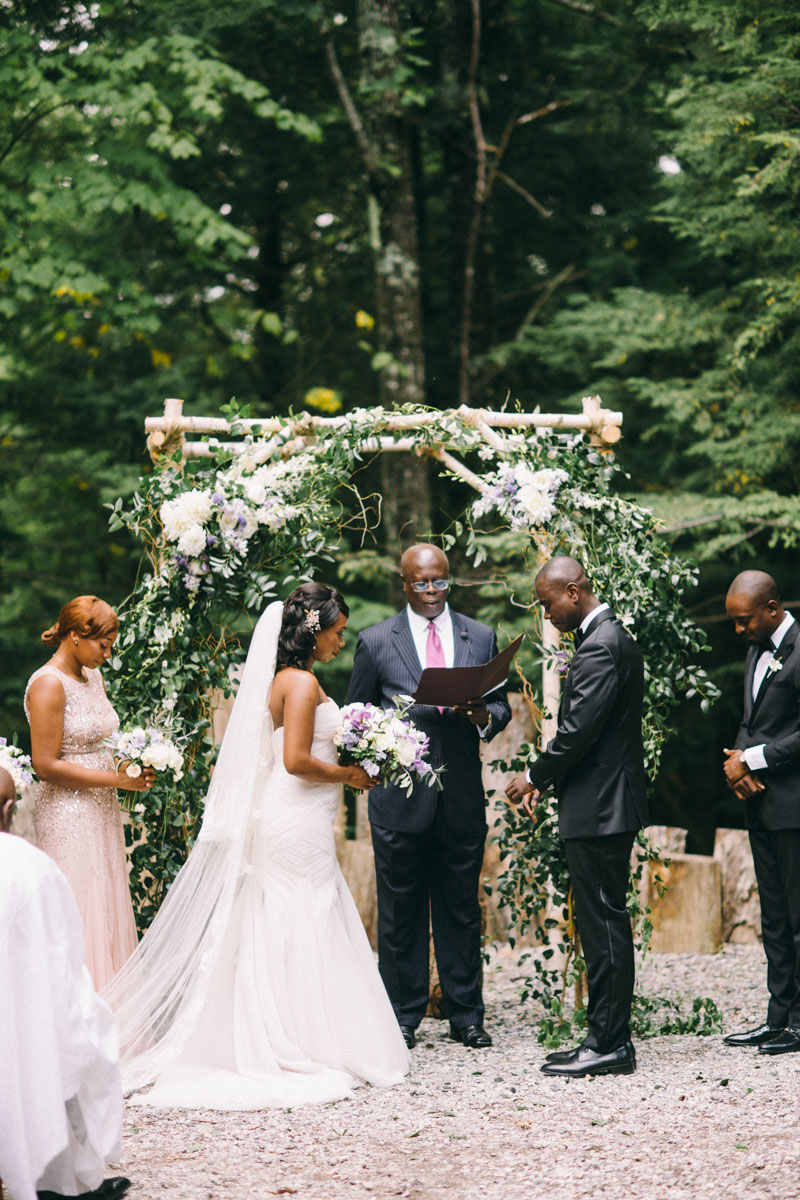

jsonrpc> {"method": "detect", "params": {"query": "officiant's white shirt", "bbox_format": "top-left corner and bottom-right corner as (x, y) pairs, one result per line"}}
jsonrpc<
(406, 602), (455, 668)
(0, 834), (123, 1200)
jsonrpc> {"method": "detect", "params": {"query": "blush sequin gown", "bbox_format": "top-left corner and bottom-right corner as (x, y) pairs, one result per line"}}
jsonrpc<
(24, 664), (138, 991)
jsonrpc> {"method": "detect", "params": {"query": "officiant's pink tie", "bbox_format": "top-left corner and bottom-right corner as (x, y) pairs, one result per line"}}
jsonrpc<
(427, 619), (445, 712)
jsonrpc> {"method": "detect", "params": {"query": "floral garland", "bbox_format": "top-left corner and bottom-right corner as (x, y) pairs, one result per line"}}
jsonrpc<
(109, 402), (717, 936)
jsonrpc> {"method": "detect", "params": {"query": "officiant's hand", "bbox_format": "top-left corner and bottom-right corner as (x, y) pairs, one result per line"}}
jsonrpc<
(453, 699), (489, 726)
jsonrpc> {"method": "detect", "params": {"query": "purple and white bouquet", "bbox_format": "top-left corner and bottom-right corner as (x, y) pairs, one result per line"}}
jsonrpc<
(0, 737), (35, 795)
(334, 696), (444, 796)
(106, 725), (184, 784)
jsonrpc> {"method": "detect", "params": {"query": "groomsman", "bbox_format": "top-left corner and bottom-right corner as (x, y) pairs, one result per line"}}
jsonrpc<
(347, 544), (511, 1049)
(722, 570), (800, 1055)
(505, 556), (649, 1077)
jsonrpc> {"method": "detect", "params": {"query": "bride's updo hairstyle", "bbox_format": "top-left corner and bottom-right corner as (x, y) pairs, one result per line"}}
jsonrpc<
(276, 582), (349, 671)
(42, 595), (119, 647)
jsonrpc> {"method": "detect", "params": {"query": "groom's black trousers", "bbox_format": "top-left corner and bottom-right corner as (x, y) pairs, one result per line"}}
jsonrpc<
(370, 811), (486, 1029)
(565, 830), (636, 1053)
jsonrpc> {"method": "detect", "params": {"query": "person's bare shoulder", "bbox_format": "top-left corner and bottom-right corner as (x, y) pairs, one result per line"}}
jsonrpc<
(28, 672), (66, 710)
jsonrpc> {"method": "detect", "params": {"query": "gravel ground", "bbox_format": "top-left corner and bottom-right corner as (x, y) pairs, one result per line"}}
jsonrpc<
(115, 944), (799, 1200)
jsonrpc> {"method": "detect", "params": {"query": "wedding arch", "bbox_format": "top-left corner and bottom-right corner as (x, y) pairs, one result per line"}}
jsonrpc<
(110, 394), (717, 969)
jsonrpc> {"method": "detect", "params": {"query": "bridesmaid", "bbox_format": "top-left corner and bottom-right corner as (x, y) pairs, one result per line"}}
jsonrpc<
(25, 595), (154, 991)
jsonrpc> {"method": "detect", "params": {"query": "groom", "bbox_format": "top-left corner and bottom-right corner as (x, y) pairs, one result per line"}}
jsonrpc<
(505, 556), (649, 1077)
(347, 543), (511, 1049)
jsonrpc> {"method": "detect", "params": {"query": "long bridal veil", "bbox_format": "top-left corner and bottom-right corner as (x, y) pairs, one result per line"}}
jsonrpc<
(103, 600), (284, 1092)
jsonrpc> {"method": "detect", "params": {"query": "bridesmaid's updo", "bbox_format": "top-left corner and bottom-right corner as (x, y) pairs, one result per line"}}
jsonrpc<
(276, 582), (349, 671)
(42, 595), (119, 647)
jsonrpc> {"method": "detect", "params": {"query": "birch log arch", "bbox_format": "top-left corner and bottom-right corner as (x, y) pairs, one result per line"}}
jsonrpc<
(109, 397), (716, 930)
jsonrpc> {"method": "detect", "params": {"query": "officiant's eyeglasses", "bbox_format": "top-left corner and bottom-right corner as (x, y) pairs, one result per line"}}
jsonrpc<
(406, 578), (450, 592)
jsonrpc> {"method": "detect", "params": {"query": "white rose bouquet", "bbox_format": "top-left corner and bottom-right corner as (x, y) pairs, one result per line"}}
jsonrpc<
(334, 696), (444, 797)
(0, 737), (35, 795)
(106, 725), (184, 785)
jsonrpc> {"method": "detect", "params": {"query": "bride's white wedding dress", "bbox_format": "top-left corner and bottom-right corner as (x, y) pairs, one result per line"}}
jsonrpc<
(103, 603), (408, 1110)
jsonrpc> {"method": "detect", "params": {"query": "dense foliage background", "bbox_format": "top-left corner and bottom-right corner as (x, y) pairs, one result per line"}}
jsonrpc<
(3, 0), (799, 846)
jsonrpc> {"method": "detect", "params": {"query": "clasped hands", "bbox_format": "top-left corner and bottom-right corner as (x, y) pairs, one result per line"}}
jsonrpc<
(722, 748), (764, 799)
(504, 772), (543, 820)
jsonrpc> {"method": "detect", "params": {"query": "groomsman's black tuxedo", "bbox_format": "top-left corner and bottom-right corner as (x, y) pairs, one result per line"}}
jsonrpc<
(527, 608), (649, 1053)
(347, 608), (511, 1030)
(734, 621), (800, 1029)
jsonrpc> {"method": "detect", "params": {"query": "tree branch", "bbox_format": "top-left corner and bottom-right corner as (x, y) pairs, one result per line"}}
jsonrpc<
(322, 26), (377, 180)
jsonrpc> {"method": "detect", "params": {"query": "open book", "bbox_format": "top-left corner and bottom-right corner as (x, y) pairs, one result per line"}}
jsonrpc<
(412, 633), (524, 707)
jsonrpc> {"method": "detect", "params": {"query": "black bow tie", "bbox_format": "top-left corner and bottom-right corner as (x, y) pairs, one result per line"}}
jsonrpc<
(573, 628), (584, 647)
(756, 639), (774, 656)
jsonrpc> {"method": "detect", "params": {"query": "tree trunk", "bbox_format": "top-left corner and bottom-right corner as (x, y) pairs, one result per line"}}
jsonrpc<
(355, 0), (432, 575)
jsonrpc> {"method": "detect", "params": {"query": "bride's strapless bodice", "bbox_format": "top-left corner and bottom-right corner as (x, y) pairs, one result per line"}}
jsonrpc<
(264, 699), (342, 820)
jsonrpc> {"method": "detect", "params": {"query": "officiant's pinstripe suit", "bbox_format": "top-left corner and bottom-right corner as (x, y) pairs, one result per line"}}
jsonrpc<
(347, 608), (511, 1029)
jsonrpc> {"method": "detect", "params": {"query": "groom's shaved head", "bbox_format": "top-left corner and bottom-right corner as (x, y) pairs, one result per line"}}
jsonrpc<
(535, 556), (592, 594)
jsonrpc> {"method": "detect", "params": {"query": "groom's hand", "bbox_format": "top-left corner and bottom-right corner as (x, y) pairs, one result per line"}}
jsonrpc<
(505, 772), (534, 805)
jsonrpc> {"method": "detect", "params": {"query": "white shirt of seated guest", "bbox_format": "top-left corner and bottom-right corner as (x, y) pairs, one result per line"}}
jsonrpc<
(742, 611), (796, 773)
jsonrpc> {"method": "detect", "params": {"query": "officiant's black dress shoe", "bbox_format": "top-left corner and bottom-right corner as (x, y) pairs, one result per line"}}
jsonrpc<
(723, 1022), (785, 1047)
(757, 1026), (800, 1055)
(38, 1177), (131, 1200)
(399, 1025), (417, 1049)
(540, 1040), (636, 1077)
(449, 1022), (492, 1048)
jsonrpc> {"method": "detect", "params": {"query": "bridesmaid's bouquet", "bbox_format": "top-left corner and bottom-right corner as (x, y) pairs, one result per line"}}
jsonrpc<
(106, 725), (185, 784)
(334, 696), (444, 796)
(0, 738), (35, 795)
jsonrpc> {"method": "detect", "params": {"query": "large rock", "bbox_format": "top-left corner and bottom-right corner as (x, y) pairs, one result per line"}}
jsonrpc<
(646, 852), (723, 954)
(713, 827), (761, 943)
(646, 825), (688, 856)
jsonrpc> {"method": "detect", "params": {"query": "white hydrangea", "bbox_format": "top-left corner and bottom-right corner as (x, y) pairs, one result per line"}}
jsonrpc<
(161, 489), (214, 541)
(177, 524), (207, 557)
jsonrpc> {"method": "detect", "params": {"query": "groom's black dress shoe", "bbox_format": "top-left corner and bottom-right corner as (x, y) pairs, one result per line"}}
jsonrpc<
(723, 1022), (785, 1047)
(449, 1023), (492, 1048)
(38, 1177), (131, 1200)
(399, 1025), (417, 1049)
(757, 1026), (800, 1055)
(544, 1042), (584, 1064)
(540, 1040), (636, 1077)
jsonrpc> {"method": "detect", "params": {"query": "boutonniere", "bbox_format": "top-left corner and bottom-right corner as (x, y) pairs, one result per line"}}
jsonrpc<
(767, 656), (783, 675)
(554, 648), (572, 677)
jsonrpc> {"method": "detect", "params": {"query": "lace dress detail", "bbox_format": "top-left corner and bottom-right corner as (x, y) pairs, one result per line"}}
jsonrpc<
(127, 699), (409, 1110)
(24, 665), (137, 991)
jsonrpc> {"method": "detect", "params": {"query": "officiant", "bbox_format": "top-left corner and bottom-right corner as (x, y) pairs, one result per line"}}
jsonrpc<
(347, 544), (511, 1050)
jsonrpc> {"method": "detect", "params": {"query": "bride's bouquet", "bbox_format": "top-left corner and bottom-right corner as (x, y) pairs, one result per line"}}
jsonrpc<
(334, 696), (444, 796)
(0, 737), (35, 795)
(106, 725), (185, 785)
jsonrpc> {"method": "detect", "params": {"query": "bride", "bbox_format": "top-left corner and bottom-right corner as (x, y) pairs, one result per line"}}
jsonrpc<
(103, 583), (409, 1109)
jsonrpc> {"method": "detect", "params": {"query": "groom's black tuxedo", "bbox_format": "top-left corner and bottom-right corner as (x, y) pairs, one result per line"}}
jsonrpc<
(347, 608), (511, 1029)
(527, 608), (649, 1052)
(733, 621), (800, 1028)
